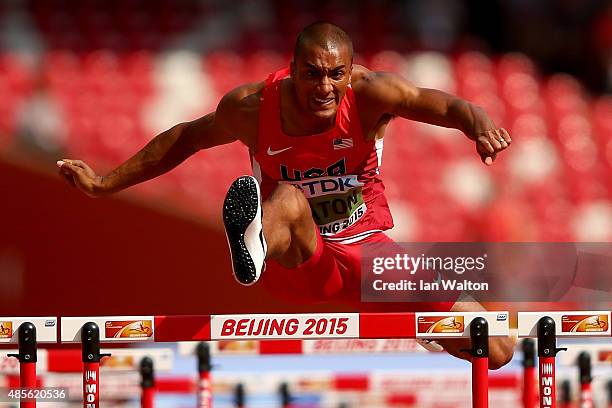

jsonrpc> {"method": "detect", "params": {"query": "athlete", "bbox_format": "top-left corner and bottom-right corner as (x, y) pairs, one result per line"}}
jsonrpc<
(57, 22), (514, 368)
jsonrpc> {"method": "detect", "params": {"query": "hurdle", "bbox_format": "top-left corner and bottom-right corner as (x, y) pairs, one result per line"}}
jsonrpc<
(3, 346), (174, 406)
(464, 317), (490, 408)
(1, 317), (57, 408)
(280, 382), (291, 408)
(7, 323), (37, 408)
(132, 343), (213, 408)
(522, 339), (537, 408)
(560, 380), (571, 408)
(184, 369), (522, 406)
(126, 368), (522, 407)
(234, 383), (245, 408)
(518, 311), (611, 408)
(59, 311), (508, 407)
(559, 342), (612, 408)
(61, 312), (510, 342)
(577, 352), (593, 408)
(196, 341), (212, 408)
(140, 357), (154, 408)
(81, 322), (112, 408)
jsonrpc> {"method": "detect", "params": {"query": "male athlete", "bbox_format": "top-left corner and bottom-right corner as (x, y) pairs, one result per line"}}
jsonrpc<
(57, 22), (514, 368)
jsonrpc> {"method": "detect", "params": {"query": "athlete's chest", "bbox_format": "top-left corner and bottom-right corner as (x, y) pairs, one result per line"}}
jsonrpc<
(260, 135), (364, 182)
(254, 82), (382, 181)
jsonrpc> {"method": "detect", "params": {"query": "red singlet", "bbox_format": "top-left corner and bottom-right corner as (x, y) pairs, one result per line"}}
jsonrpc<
(252, 68), (394, 244)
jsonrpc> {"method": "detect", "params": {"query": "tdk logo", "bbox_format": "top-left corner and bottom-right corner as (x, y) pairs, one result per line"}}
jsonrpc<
(45, 320), (56, 327)
(496, 314), (508, 321)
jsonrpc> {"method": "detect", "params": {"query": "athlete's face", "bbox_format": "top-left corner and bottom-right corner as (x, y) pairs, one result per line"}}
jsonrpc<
(291, 43), (352, 120)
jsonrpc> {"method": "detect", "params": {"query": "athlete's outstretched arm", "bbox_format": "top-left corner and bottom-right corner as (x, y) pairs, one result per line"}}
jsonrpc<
(361, 69), (511, 165)
(57, 83), (261, 197)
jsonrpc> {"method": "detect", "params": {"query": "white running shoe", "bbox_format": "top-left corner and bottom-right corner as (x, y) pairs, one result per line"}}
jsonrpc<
(222, 176), (267, 285)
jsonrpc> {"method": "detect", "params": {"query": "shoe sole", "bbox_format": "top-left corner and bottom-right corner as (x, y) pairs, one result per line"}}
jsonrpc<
(223, 176), (265, 285)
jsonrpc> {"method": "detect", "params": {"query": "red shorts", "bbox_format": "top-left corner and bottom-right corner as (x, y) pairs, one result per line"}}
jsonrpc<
(261, 231), (454, 312)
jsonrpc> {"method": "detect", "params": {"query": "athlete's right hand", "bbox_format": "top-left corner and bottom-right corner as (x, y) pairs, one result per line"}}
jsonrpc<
(56, 159), (106, 198)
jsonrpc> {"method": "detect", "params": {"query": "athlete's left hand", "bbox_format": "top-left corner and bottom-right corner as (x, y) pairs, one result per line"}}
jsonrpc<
(474, 128), (512, 166)
(461, 104), (512, 165)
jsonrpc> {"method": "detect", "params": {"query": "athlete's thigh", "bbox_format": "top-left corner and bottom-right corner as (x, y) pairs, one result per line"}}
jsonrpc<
(324, 232), (399, 302)
(261, 230), (344, 302)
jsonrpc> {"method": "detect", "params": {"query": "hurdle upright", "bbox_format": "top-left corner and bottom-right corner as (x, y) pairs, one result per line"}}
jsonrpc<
(2, 317), (58, 408)
(522, 338), (537, 408)
(196, 342), (212, 408)
(140, 357), (155, 408)
(577, 352), (593, 408)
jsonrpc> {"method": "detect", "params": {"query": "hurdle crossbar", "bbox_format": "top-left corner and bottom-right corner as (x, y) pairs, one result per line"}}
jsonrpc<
(59, 312), (509, 343)
(0, 317), (57, 344)
(518, 311), (611, 338)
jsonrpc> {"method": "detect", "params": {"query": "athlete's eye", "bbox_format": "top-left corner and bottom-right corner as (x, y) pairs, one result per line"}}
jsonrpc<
(306, 70), (319, 78)
(331, 71), (344, 80)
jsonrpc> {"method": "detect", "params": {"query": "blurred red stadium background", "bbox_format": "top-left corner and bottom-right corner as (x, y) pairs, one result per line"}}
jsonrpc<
(0, 0), (611, 316)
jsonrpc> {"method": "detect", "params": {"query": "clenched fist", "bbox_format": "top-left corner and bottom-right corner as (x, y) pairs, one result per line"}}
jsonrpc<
(474, 128), (512, 165)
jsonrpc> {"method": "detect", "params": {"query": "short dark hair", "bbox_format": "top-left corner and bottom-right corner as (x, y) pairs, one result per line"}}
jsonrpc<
(293, 21), (354, 61)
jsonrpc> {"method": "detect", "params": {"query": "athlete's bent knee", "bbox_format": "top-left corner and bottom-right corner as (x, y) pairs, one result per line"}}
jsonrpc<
(489, 340), (515, 370)
(272, 184), (311, 224)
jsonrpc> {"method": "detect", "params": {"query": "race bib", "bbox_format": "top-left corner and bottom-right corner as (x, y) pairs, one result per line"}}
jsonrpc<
(284, 175), (367, 236)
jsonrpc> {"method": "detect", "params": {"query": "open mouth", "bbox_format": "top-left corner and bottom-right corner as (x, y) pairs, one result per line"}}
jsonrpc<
(312, 97), (335, 108)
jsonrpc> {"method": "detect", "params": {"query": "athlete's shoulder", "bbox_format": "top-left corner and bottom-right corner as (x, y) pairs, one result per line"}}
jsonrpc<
(350, 64), (376, 86)
(217, 82), (264, 122)
(351, 65), (415, 97)
(219, 82), (265, 114)
(350, 64), (395, 89)
(351, 65), (418, 112)
(215, 82), (264, 149)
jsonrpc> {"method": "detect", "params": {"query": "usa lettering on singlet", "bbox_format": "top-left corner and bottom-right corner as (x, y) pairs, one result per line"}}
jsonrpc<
(252, 68), (394, 243)
(279, 158), (366, 236)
